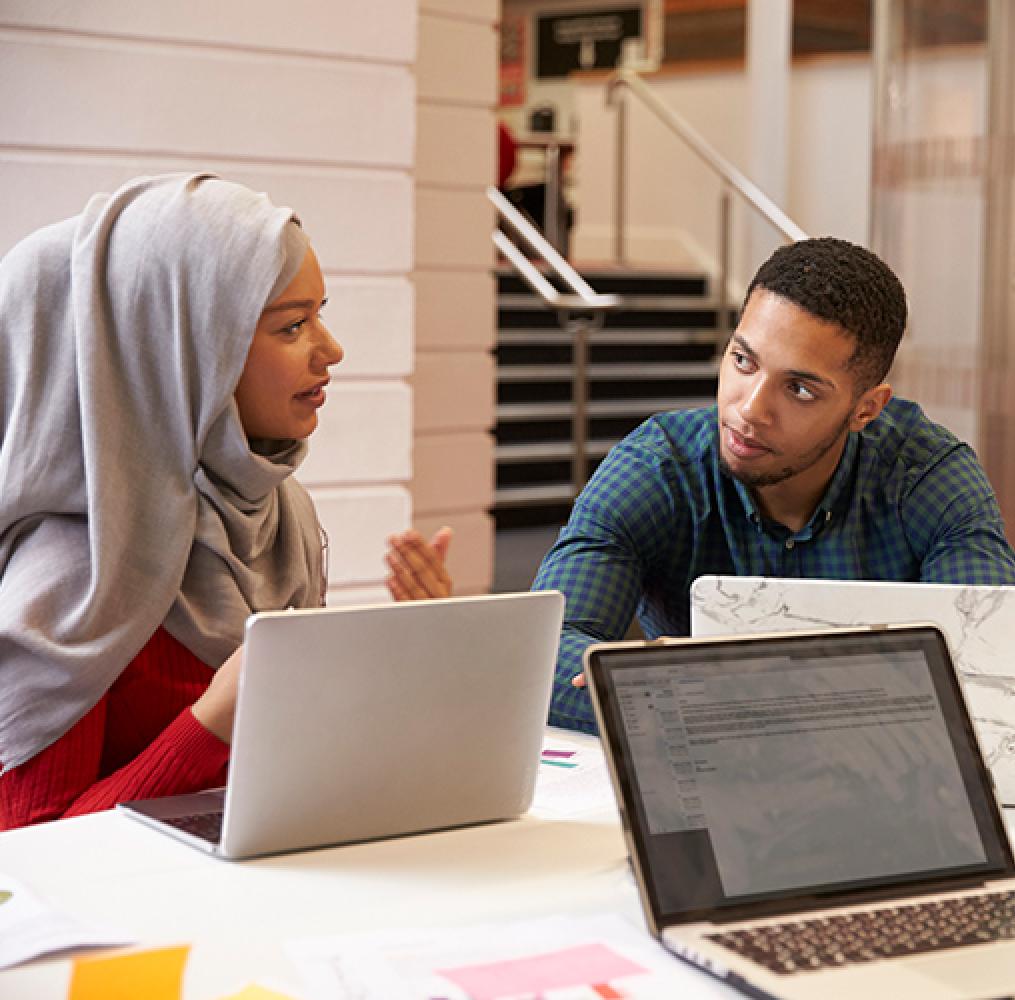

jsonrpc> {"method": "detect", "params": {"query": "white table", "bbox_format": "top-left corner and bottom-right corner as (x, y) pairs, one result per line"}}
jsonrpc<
(4, 728), (1014, 1000)
(0, 729), (695, 998)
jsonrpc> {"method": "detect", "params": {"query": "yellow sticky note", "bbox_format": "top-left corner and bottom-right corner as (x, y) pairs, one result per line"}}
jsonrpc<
(218, 987), (298, 1000)
(68, 944), (190, 1000)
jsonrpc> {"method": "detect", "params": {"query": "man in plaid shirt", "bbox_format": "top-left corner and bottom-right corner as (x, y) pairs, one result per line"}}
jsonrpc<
(534, 237), (1015, 733)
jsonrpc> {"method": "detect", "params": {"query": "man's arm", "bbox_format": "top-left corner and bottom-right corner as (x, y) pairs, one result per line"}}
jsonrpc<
(905, 444), (1015, 585)
(532, 430), (682, 732)
(533, 517), (646, 732)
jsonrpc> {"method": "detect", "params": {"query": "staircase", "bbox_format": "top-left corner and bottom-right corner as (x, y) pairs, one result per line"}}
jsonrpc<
(494, 265), (730, 530)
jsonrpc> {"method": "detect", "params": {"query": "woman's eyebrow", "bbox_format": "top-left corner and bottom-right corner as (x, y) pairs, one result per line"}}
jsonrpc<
(262, 297), (317, 314)
(263, 294), (328, 314)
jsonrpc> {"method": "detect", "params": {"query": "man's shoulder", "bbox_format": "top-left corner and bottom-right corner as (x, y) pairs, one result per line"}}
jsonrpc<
(861, 396), (964, 471)
(637, 405), (717, 459)
(588, 406), (716, 503)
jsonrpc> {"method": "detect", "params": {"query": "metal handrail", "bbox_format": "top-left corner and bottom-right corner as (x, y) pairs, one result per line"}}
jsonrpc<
(488, 184), (620, 494)
(605, 69), (808, 245)
(487, 186), (620, 313)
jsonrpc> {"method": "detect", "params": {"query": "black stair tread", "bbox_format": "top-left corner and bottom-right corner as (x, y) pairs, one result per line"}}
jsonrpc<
(499, 309), (728, 331)
(495, 265), (709, 298)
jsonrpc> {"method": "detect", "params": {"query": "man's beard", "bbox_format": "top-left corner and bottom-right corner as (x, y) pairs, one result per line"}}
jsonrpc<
(719, 413), (852, 489)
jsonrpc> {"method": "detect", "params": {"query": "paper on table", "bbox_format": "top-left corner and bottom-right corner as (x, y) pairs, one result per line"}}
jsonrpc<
(528, 740), (619, 819)
(0, 873), (133, 970)
(437, 941), (646, 999)
(217, 985), (299, 1000)
(69, 944), (189, 1000)
(288, 911), (743, 1000)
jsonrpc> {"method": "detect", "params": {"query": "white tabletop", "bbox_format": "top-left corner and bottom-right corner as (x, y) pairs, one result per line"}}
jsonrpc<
(0, 729), (655, 999)
(3, 727), (1014, 1000)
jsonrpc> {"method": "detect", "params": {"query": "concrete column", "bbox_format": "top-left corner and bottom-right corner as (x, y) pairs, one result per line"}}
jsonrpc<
(746, 0), (793, 267)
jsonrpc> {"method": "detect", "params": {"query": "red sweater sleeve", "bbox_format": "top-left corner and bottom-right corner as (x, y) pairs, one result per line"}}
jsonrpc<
(0, 629), (230, 830)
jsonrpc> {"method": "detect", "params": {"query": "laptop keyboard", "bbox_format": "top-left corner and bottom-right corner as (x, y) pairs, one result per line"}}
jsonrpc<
(706, 889), (1015, 974)
(163, 810), (224, 844)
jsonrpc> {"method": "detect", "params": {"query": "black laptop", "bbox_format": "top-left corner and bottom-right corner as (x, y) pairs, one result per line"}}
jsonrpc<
(586, 624), (1015, 999)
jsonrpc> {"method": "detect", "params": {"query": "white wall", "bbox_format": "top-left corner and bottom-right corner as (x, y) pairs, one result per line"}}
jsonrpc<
(0, 3), (418, 605)
(789, 57), (871, 247)
(413, 1), (498, 595)
(572, 55), (872, 287)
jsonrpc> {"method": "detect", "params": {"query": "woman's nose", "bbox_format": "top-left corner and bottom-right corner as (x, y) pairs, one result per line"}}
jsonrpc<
(314, 325), (344, 368)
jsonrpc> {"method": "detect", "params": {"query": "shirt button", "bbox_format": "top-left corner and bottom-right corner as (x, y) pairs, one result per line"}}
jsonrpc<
(785, 539), (795, 550)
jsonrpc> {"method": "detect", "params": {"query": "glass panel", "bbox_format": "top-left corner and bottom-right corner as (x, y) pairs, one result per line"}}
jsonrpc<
(870, 0), (988, 455)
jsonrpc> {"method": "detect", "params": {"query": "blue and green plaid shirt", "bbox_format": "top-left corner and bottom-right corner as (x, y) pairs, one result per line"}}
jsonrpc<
(533, 397), (1015, 732)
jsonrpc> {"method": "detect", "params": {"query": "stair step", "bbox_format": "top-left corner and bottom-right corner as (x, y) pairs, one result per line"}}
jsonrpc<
(496, 397), (713, 422)
(494, 483), (576, 507)
(495, 266), (709, 296)
(498, 328), (723, 347)
(497, 439), (617, 463)
(499, 308), (726, 331)
(498, 361), (719, 382)
(498, 293), (718, 311)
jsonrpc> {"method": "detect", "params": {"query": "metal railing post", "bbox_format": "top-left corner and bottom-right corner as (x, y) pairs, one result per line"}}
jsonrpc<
(614, 90), (628, 266)
(544, 140), (563, 253)
(717, 183), (732, 345)
(570, 316), (591, 494)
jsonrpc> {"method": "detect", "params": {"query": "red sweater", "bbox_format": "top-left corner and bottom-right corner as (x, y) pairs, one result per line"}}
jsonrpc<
(0, 627), (230, 831)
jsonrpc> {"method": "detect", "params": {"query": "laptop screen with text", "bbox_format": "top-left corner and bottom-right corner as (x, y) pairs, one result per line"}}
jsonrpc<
(588, 627), (1015, 928)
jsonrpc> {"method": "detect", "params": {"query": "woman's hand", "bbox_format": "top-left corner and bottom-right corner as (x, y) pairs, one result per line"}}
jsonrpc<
(385, 527), (453, 601)
(191, 644), (244, 744)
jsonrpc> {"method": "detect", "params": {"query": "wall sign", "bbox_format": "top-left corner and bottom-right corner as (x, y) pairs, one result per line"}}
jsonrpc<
(500, 13), (527, 107)
(536, 7), (642, 79)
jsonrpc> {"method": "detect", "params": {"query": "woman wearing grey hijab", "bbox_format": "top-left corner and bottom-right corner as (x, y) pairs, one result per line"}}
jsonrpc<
(0, 173), (451, 829)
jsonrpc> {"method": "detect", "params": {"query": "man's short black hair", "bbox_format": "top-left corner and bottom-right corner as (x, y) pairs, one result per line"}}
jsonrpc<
(744, 237), (907, 390)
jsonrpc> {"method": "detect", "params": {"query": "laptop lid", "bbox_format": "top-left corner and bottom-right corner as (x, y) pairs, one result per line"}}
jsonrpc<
(122, 591), (564, 859)
(585, 625), (1015, 937)
(690, 576), (1015, 804)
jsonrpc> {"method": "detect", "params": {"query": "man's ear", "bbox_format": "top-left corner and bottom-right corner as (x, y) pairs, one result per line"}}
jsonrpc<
(850, 383), (892, 432)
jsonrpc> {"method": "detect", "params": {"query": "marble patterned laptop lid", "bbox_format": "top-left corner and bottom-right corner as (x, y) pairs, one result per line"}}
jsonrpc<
(690, 576), (1015, 805)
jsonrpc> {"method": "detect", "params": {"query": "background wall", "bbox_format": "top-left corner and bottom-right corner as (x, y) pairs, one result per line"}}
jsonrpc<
(413, 0), (498, 596)
(0, 1), (498, 603)
(571, 55), (871, 288)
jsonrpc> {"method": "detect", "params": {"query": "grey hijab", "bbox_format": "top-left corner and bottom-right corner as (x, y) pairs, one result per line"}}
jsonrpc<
(0, 173), (324, 771)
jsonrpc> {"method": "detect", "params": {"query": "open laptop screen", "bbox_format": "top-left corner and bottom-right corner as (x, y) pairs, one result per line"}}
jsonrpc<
(587, 626), (1015, 929)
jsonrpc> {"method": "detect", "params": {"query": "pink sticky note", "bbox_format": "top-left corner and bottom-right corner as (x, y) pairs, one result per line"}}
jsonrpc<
(437, 942), (645, 999)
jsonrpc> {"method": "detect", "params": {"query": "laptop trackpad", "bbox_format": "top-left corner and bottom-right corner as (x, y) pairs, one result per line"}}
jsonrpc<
(909, 945), (1015, 996)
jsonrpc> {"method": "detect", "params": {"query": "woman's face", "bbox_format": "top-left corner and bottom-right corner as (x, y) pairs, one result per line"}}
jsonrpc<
(235, 246), (343, 440)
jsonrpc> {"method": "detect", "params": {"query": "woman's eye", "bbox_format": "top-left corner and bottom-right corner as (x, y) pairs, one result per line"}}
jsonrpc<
(279, 318), (305, 336)
(789, 381), (817, 401)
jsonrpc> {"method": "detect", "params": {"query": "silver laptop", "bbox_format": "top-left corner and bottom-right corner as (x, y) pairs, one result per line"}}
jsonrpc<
(586, 624), (1015, 999)
(118, 591), (565, 859)
(691, 576), (1015, 805)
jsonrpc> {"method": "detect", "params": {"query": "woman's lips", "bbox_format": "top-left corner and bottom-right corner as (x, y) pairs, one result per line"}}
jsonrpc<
(294, 382), (327, 406)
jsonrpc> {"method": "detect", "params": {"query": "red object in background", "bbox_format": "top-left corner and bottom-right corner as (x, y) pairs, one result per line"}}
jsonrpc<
(500, 13), (527, 107)
(498, 122), (518, 188)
